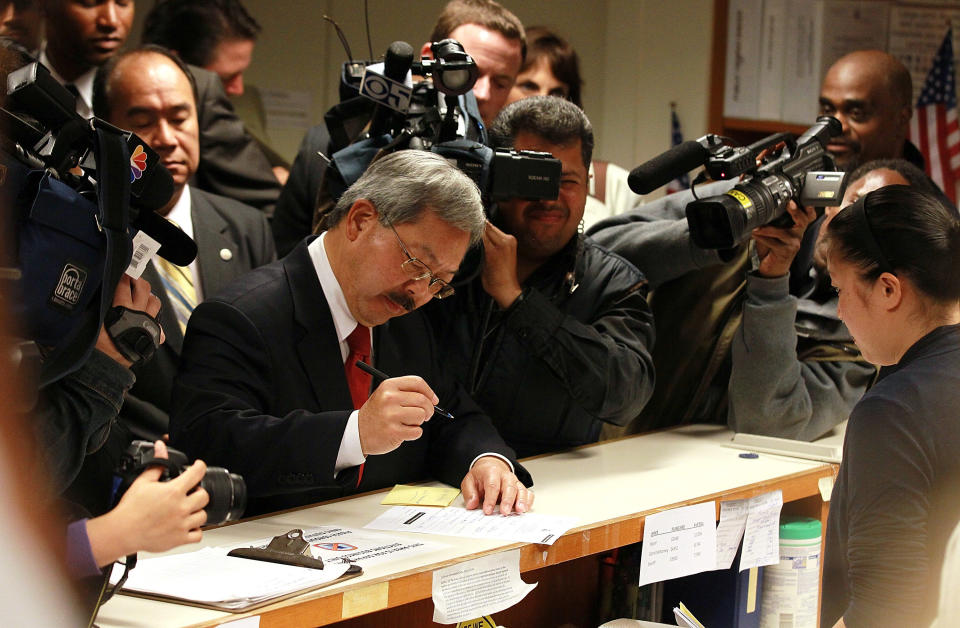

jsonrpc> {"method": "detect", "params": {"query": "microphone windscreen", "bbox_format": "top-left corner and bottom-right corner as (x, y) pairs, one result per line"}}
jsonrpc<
(126, 133), (174, 211)
(383, 41), (414, 80)
(135, 209), (198, 266)
(628, 141), (709, 195)
(130, 163), (175, 212)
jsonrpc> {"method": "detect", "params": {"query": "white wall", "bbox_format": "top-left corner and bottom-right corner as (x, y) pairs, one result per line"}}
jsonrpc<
(130, 0), (715, 191)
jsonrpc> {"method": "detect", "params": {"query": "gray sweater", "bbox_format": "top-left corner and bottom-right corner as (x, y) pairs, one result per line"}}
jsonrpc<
(588, 182), (873, 440)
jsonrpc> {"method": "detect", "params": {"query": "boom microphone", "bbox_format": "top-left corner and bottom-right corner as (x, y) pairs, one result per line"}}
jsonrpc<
(367, 41), (415, 137)
(627, 140), (710, 195)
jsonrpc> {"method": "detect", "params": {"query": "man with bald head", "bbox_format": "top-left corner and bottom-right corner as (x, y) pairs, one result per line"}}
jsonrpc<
(65, 47), (275, 512)
(819, 50), (918, 172)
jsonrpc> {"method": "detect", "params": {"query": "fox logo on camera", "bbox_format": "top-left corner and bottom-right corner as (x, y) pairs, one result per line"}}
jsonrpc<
(360, 67), (412, 113)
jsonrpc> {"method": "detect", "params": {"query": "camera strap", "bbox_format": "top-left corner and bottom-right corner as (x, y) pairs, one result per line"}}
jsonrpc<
(39, 123), (132, 386)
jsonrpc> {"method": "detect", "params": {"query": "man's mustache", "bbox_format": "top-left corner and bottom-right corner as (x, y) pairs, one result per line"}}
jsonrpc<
(386, 291), (416, 313)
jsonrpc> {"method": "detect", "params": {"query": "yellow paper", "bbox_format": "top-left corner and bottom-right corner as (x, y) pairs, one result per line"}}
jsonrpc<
(381, 484), (460, 507)
(456, 616), (497, 628)
(679, 602), (707, 628)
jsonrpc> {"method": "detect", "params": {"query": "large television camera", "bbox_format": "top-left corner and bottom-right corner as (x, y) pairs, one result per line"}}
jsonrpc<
(627, 116), (846, 250)
(1, 57), (196, 387)
(317, 38), (561, 227)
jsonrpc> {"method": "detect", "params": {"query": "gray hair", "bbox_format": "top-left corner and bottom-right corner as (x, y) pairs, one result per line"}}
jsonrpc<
(327, 150), (485, 246)
(489, 95), (594, 169)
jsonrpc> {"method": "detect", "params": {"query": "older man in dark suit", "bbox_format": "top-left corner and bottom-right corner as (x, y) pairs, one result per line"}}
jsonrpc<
(170, 150), (533, 517)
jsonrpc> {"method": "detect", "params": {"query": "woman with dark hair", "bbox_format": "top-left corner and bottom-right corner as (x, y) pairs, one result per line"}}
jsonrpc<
(507, 25), (583, 106)
(504, 25), (636, 227)
(819, 185), (960, 627)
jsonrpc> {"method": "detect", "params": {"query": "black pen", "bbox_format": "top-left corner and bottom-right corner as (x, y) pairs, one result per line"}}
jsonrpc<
(355, 360), (456, 419)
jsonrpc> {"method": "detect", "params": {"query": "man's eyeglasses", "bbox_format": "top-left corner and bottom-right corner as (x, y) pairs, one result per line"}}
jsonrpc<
(388, 224), (455, 299)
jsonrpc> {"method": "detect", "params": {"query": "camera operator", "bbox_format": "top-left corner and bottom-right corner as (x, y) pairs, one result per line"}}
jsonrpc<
(68, 439), (208, 578)
(271, 0), (526, 257)
(587, 156), (949, 442)
(36, 274), (161, 492)
(427, 96), (655, 457)
(31, 275), (210, 571)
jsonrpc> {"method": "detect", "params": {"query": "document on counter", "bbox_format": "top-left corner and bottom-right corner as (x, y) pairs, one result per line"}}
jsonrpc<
(638, 502), (717, 587)
(381, 484), (461, 507)
(431, 549), (536, 624)
(115, 547), (351, 611)
(365, 506), (578, 545)
(739, 489), (783, 571)
(298, 525), (450, 567)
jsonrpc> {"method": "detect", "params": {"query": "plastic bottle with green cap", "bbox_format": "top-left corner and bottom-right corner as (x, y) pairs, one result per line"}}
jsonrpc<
(758, 516), (822, 628)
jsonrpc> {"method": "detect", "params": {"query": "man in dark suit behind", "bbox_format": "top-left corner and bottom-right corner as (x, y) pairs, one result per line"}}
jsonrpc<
(170, 150), (534, 517)
(65, 45), (275, 514)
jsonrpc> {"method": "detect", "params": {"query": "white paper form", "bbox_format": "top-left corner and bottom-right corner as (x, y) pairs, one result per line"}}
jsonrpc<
(298, 525), (450, 567)
(115, 547), (350, 609)
(431, 549), (536, 624)
(716, 498), (749, 570)
(638, 502), (717, 587)
(365, 506), (577, 545)
(739, 489), (783, 571)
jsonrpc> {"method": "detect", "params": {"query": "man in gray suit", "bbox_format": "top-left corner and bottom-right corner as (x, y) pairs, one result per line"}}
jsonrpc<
(66, 45), (275, 513)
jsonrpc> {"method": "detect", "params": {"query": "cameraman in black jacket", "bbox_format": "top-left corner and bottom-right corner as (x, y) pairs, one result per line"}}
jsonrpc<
(427, 96), (655, 457)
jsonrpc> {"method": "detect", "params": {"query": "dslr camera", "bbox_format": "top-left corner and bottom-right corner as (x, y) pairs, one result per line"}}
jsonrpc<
(114, 440), (247, 526)
(685, 116), (846, 249)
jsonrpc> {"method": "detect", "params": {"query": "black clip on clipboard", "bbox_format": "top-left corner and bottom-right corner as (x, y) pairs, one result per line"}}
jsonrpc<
(228, 528), (363, 576)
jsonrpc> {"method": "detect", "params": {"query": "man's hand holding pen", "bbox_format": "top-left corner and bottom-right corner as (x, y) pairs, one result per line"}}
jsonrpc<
(354, 360), (533, 515)
(358, 375), (438, 456)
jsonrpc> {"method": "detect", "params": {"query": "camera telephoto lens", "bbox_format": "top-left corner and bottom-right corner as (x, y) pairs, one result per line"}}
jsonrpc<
(198, 467), (247, 525)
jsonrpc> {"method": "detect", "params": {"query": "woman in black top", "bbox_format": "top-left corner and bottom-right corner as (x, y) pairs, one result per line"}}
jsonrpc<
(818, 185), (960, 627)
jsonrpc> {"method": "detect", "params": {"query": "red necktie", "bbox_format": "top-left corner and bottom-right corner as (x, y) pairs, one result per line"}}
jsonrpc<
(344, 325), (371, 487)
(344, 325), (372, 409)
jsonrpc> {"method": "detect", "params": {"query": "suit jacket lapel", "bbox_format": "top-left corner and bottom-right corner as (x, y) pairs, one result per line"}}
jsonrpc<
(285, 240), (354, 409)
(190, 188), (236, 298)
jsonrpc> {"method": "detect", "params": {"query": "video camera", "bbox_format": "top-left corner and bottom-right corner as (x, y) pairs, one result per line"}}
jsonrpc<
(319, 38), (561, 220)
(627, 116), (846, 250)
(114, 440), (246, 525)
(0, 57), (197, 386)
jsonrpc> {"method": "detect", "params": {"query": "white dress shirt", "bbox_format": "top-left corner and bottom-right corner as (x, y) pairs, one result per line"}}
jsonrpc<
(307, 233), (368, 473)
(39, 48), (96, 119)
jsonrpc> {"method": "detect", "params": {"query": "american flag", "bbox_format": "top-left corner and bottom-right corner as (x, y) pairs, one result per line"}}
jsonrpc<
(666, 103), (690, 194)
(909, 27), (960, 203)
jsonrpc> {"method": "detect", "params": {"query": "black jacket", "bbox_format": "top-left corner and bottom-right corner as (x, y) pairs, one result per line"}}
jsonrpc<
(428, 235), (655, 458)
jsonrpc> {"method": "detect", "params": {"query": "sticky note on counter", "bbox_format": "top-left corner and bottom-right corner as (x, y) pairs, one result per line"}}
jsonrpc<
(381, 484), (461, 507)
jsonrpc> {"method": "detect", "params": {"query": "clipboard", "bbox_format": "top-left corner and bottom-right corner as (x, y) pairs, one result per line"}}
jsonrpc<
(118, 529), (363, 613)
